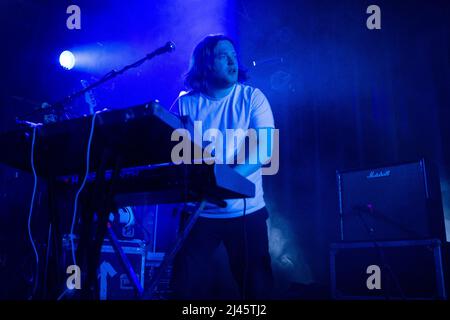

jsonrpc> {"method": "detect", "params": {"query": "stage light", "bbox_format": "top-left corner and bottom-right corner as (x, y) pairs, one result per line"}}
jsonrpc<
(59, 50), (75, 70)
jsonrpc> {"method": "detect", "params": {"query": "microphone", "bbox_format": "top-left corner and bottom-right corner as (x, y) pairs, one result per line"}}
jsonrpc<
(251, 57), (284, 67)
(15, 118), (42, 128)
(150, 41), (176, 57)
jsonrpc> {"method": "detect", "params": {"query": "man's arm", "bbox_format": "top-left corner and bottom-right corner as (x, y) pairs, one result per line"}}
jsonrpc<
(231, 127), (274, 177)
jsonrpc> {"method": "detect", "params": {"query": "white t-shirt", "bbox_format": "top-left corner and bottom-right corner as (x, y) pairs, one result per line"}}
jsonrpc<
(178, 83), (275, 218)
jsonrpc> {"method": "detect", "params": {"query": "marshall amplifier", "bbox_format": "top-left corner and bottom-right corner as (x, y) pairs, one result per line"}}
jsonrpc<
(336, 159), (446, 241)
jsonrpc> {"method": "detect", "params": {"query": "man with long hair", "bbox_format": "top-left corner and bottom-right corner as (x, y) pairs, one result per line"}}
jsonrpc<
(171, 34), (275, 299)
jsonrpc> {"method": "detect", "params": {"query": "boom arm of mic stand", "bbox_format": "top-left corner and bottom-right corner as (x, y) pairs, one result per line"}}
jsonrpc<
(60, 42), (175, 106)
(18, 41), (175, 120)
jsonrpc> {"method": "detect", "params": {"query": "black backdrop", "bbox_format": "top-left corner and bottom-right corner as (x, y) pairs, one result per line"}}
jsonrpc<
(236, 0), (450, 292)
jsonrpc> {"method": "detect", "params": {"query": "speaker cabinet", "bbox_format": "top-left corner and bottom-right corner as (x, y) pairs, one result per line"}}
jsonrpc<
(336, 159), (446, 241)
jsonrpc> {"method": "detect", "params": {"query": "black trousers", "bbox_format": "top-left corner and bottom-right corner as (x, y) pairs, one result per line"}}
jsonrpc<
(171, 207), (274, 300)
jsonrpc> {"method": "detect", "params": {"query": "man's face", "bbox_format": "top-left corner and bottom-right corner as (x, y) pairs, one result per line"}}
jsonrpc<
(209, 40), (238, 88)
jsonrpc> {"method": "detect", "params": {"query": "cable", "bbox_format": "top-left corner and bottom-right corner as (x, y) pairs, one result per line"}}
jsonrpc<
(153, 205), (159, 252)
(168, 97), (179, 113)
(242, 198), (248, 300)
(57, 111), (99, 301)
(70, 111), (100, 267)
(57, 288), (69, 301)
(27, 125), (40, 299)
(356, 211), (406, 300)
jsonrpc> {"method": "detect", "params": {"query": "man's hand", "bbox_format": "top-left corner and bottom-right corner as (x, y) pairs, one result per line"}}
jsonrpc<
(231, 127), (274, 177)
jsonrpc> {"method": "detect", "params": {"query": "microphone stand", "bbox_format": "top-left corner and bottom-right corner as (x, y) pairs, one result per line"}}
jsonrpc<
(353, 207), (406, 300)
(15, 41), (175, 300)
(17, 41), (176, 122)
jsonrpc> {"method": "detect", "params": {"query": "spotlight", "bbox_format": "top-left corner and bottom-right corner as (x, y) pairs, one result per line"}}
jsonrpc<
(59, 50), (75, 70)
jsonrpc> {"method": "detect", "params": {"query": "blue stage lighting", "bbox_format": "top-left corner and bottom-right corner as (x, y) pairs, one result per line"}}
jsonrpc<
(59, 50), (75, 70)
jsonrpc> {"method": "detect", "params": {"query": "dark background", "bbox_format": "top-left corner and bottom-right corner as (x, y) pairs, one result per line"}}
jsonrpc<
(0, 0), (449, 299)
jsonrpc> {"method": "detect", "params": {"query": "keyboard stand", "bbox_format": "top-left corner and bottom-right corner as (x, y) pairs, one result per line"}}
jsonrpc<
(142, 200), (207, 299)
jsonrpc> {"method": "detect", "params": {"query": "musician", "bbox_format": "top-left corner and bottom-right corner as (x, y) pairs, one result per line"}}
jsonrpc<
(171, 34), (275, 299)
